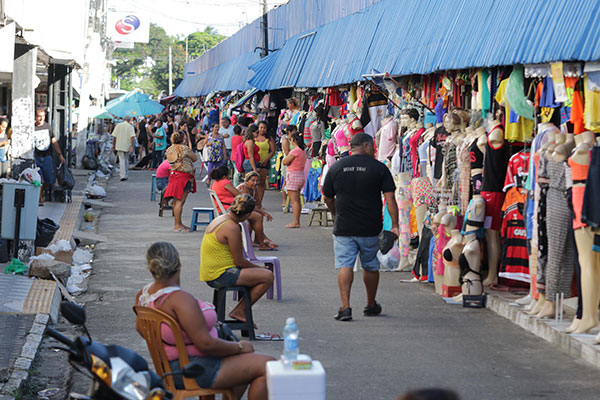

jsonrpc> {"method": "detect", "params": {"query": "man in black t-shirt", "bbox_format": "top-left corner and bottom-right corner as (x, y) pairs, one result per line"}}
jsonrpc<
(322, 133), (399, 322)
(34, 108), (65, 203)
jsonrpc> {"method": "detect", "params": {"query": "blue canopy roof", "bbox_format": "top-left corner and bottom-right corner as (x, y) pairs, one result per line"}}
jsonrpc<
(174, 51), (260, 97)
(250, 0), (600, 90)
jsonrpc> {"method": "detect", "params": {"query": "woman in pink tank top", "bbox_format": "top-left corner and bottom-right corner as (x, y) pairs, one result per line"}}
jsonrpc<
(135, 242), (274, 398)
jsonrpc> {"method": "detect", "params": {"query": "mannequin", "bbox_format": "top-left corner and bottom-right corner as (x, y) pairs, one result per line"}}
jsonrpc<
(396, 172), (414, 272)
(469, 127), (487, 194)
(569, 131), (600, 333)
(432, 207), (446, 294)
(442, 229), (464, 298)
(481, 118), (508, 286)
(536, 134), (574, 319)
(459, 195), (486, 298)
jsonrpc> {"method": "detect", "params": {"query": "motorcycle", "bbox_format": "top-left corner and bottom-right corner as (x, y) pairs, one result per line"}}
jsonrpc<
(45, 301), (204, 400)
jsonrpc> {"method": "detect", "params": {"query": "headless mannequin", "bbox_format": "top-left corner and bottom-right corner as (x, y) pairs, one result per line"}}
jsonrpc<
(535, 134), (570, 319)
(471, 127), (487, 180)
(454, 195), (486, 302)
(568, 131), (600, 334)
(482, 119), (504, 286)
(527, 134), (563, 316)
(442, 228), (464, 297)
(397, 172), (413, 272)
(432, 207), (446, 294)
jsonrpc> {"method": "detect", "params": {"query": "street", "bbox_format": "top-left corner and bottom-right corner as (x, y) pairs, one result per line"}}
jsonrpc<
(65, 170), (600, 400)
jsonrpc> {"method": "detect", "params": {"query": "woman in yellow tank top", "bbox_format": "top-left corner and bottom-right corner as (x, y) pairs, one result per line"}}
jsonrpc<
(254, 121), (275, 208)
(200, 194), (274, 323)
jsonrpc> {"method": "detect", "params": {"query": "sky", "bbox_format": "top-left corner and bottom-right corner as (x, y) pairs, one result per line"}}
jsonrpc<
(118, 0), (289, 38)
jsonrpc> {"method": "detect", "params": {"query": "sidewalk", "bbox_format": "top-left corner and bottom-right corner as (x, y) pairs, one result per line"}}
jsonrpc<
(69, 169), (600, 400)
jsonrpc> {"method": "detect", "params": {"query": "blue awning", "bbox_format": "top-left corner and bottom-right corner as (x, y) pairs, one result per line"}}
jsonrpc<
(174, 51), (260, 97)
(248, 0), (600, 90)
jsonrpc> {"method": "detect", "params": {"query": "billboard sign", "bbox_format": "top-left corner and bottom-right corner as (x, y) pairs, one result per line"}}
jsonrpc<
(106, 11), (149, 43)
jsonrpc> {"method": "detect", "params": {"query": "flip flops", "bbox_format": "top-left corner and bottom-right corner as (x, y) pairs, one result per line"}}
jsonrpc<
(255, 332), (283, 341)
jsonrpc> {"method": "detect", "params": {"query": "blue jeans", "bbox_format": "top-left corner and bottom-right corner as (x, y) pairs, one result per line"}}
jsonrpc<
(35, 154), (55, 185)
(333, 235), (380, 271)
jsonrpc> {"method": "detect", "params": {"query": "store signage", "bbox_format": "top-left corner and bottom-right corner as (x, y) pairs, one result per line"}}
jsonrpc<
(106, 11), (149, 43)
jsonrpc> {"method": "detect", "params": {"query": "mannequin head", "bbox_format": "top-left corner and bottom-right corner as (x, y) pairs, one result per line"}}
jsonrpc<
(406, 108), (419, 126)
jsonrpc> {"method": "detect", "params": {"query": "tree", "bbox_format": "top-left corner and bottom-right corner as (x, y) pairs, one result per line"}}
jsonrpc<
(179, 27), (226, 61)
(111, 24), (226, 97)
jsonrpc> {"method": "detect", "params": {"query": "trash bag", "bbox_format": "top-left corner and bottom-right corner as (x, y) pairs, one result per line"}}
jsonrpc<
(0, 239), (9, 263)
(5, 258), (28, 275)
(35, 218), (59, 248)
(56, 163), (75, 190)
(81, 155), (98, 170)
(378, 230), (398, 255)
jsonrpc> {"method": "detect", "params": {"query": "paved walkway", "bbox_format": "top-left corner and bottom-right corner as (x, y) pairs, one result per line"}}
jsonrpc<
(76, 170), (599, 400)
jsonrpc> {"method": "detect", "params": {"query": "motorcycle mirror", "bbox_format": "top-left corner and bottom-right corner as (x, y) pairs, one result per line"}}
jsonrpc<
(182, 362), (205, 378)
(60, 302), (86, 325)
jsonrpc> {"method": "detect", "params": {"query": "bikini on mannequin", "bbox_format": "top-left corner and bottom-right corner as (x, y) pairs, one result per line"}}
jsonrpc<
(535, 135), (571, 319)
(481, 119), (506, 286)
(442, 228), (464, 298)
(440, 207), (459, 296)
(453, 195), (486, 302)
(568, 131), (600, 334)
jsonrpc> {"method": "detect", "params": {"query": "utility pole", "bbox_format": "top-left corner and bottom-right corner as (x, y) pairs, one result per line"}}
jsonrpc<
(185, 35), (189, 62)
(168, 46), (173, 95)
(260, 0), (268, 58)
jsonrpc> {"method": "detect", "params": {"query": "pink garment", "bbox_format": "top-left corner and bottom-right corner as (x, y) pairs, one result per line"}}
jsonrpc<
(335, 124), (350, 148)
(288, 147), (307, 172)
(142, 287), (218, 361)
(377, 118), (398, 162)
(435, 225), (450, 275)
(409, 128), (425, 177)
(156, 160), (171, 178)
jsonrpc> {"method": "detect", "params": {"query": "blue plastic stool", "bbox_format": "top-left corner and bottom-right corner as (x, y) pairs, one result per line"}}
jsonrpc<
(150, 174), (157, 201)
(190, 208), (215, 231)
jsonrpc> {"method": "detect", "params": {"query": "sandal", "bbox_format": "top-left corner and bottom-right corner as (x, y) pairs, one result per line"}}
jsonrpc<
(255, 332), (283, 341)
(175, 226), (191, 232)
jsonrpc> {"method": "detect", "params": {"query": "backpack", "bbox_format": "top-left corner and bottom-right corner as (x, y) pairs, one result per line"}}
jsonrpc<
(234, 142), (246, 173)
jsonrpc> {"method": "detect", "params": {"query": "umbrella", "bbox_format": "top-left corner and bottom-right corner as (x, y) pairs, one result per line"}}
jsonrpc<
(105, 90), (164, 118)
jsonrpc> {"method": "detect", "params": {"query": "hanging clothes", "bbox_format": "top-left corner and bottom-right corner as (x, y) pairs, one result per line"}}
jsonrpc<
(360, 89), (388, 137)
(304, 167), (322, 203)
(499, 204), (530, 283)
(496, 79), (534, 142)
(584, 75), (600, 132)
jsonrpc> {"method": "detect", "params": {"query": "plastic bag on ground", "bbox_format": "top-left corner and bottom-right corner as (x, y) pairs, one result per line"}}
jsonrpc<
(5, 258), (28, 275)
(71, 264), (92, 276)
(66, 274), (84, 293)
(87, 185), (106, 198)
(377, 244), (401, 271)
(72, 249), (93, 265)
(28, 253), (55, 264)
(47, 239), (72, 253)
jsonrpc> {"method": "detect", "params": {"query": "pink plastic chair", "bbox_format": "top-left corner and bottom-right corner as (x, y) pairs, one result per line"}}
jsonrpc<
(237, 222), (282, 302)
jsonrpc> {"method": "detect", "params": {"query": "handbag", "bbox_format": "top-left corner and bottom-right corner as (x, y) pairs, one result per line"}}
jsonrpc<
(215, 322), (239, 342)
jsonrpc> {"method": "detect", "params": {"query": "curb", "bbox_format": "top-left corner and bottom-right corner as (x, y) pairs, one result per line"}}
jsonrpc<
(486, 293), (600, 370)
(0, 314), (49, 397)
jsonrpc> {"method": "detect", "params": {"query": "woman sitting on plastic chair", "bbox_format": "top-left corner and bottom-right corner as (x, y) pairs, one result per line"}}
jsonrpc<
(200, 194), (274, 322)
(210, 166), (277, 250)
(136, 241), (274, 399)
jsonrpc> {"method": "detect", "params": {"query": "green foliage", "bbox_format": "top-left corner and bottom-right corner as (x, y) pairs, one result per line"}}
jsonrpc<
(180, 27), (227, 60)
(111, 24), (226, 97)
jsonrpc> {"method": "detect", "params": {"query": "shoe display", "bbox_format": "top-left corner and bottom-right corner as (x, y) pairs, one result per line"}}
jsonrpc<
(334, 307), (352, 321)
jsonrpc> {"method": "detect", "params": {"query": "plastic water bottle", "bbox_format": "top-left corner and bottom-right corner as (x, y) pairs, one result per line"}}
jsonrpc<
(282, 317), (299, 364)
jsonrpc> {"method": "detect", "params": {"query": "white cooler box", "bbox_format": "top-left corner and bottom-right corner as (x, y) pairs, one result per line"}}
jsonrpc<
(267, 360), (326, 400)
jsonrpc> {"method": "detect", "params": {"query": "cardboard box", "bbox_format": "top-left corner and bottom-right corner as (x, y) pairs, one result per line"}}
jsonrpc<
(35, 247), (73, 264)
